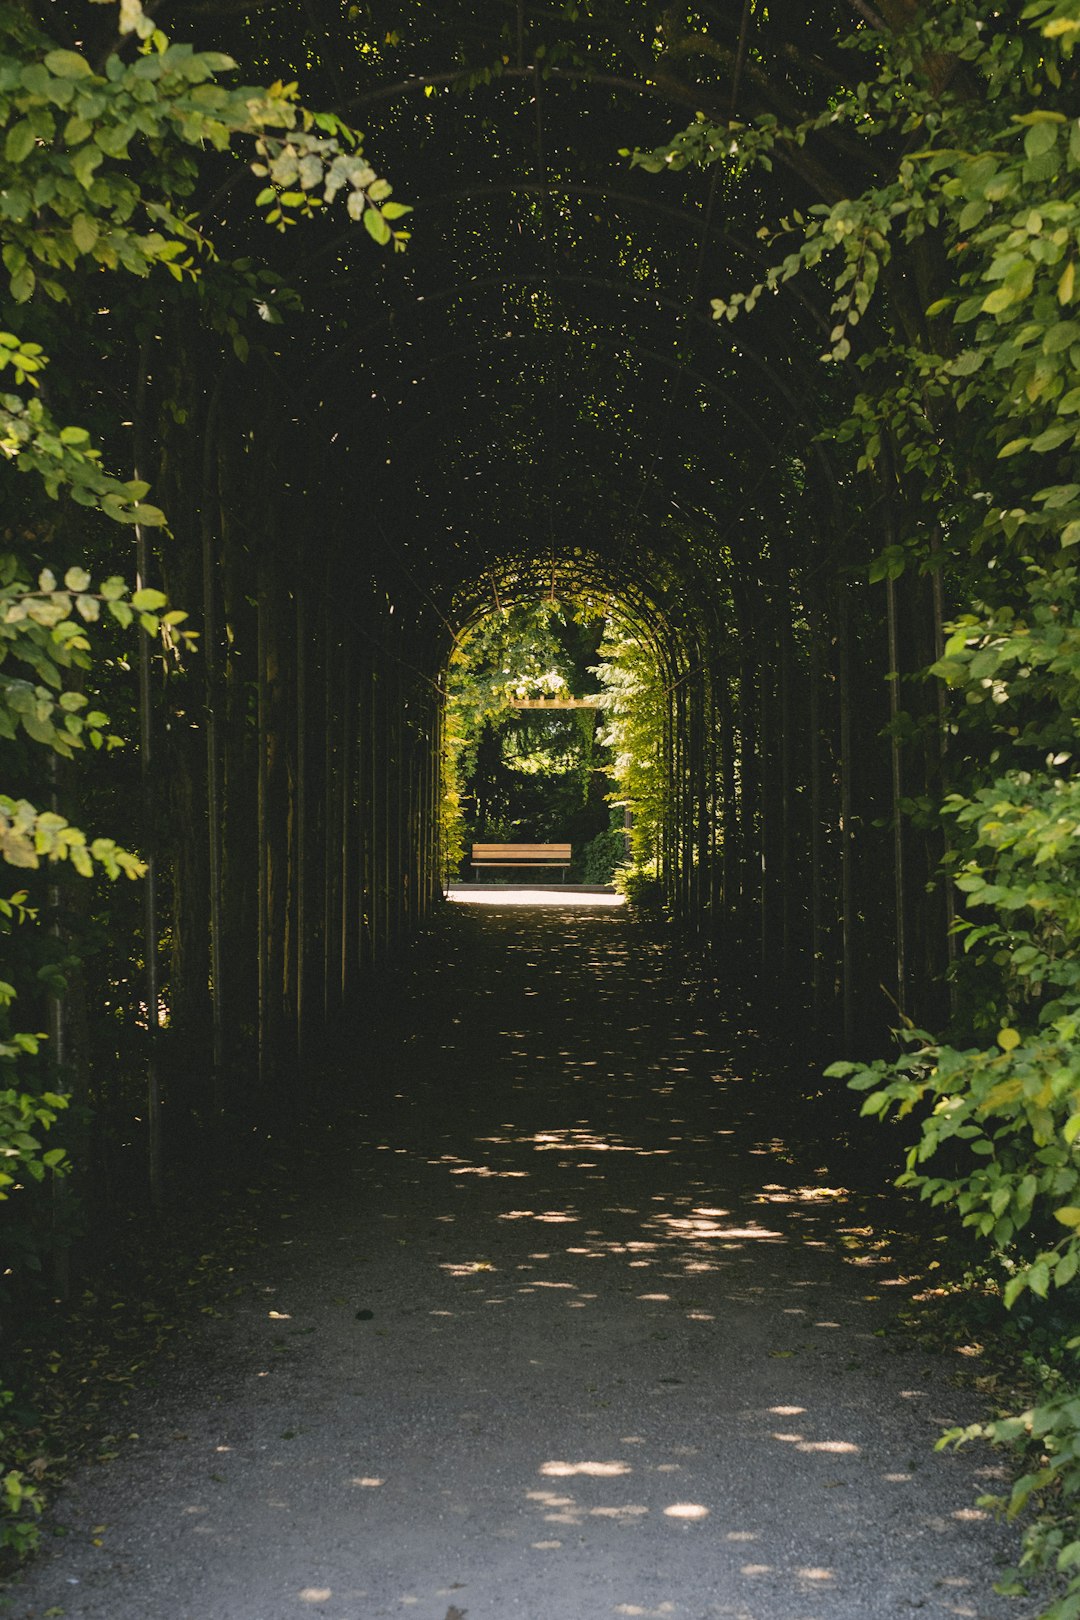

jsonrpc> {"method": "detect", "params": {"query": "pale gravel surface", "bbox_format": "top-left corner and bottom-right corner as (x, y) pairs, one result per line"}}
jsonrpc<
(7, 899), (1033, 1620)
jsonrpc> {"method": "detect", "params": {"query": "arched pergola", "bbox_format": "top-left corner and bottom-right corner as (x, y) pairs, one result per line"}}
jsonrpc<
(132, 2), (946, 1137)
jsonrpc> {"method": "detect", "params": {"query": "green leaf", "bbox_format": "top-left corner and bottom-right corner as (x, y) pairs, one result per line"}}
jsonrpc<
(10, 263), (35, 304)
(363, 207), (392, 246)
(71, 145), (102, 189)
(43, 50), (93, 78)
(1004, 1273), (1027, 1310)
(1044, 321), (1080, 353)
(982, 285), (1016, 315)
(131, 503), (166, 528)
(71, 213), (98, 253)
(5, 121), (36, 165)
(1032, 424), (1073, 452)
(1025, 120), (1059, 160)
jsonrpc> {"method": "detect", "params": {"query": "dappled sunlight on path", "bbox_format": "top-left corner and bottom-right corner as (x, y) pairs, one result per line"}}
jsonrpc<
(11, 904), (1020, 1620)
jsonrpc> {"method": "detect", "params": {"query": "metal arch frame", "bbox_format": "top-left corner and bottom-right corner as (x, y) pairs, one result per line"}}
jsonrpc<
(446, 542), (714, 676)
(275, 269), (836, 462)
(286, 180), (837, 344)
(332, 60), (868, 200)
(445, 568), (691, 733)
(259, 286), (842, 552)
(293, 330), (819, 616)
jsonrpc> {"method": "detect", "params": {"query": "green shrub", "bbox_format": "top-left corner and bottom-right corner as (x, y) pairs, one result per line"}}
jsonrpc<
(612, 863), (663, 912)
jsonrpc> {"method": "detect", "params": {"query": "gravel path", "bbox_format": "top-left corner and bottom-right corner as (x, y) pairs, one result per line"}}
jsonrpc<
(8, 898), (1029, 1620)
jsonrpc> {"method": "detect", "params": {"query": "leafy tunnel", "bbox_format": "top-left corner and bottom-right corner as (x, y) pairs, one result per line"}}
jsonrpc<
(11, 2), (1080, 1602)
(123, 0), (947, 1126)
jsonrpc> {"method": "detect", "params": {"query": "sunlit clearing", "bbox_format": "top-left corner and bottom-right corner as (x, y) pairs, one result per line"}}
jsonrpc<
(540, 1460), (630, 1477)
(448, 889), (624, 907)
(663, 1502), (709, 1520)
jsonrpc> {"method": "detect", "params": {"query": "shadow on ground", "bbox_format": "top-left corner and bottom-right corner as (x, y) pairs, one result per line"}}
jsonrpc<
(9, 898), (1022, 1620)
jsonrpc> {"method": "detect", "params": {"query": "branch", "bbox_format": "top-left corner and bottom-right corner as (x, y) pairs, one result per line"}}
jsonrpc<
(846, 0), (890, 30)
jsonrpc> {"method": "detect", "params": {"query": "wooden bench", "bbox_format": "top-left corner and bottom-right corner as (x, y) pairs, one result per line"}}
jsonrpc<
(470, 842), (572, 881)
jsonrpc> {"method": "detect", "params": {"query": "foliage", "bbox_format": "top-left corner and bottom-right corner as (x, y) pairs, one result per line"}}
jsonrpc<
(446, 605), (576, 772)
(611, 861), (662, 912)
(0, 904), (65, 1560)
(0, 1084), (68, 1200)
(593, 621), (665, 870)
(0, 1388), (43, 1561)
(0, 0), (405, 1560)
(642, 2), (1080, 1608)
(443, 603), (598, 859)
(580, 820), (627, 885)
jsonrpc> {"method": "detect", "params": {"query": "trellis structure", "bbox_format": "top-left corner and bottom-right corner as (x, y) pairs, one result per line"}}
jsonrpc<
(80, 1), (960, 1184)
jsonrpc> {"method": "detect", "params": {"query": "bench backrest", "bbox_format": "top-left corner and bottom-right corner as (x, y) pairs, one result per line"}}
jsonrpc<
(471, 843), (572, 862)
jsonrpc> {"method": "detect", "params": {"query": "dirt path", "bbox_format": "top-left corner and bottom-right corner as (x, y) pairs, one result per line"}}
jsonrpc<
(9, 899), (1028, 1620)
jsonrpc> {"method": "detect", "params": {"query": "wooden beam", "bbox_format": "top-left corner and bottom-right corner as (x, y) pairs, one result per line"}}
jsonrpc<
(509, 697), (600, 709)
